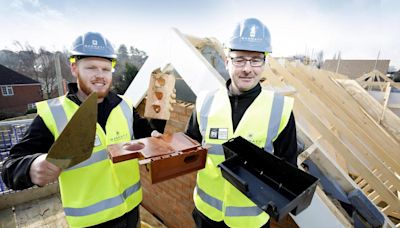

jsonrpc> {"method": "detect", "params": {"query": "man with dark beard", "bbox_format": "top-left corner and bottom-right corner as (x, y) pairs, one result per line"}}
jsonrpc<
(1, 32), (163, 227)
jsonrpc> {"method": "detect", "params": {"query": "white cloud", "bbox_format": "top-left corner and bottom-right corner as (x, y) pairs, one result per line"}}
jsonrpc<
(0, 0), (70, 51)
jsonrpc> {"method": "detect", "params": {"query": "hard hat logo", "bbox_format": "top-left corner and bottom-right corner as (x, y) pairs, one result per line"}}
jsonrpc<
(249, 26), (256, 38)
(70, 32), (117, 60)
(83, 42), (106, 50)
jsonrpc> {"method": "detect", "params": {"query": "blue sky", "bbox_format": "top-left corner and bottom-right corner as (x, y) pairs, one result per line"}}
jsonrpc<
(0, 0), (399, 68)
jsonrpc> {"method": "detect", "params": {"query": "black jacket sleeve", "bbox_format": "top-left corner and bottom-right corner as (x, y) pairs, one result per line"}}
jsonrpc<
(132, 108), (166, 139)
(1, 116), (54, 190)
(272, 113), (298, 166)
(185, 108), (203, 143)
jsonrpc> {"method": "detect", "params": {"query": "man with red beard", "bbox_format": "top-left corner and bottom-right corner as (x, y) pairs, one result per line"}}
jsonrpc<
(1, 32), (164, 227)
(186, 18), (298, 227)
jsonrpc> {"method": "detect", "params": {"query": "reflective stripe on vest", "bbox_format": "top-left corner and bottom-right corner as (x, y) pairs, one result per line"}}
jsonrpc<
(118, 99), (134, 139)
(199, 90), (217, 144)
(47, 98), (68, 134)
(264, 94), (284, 153)
(66, 149), (108, 171)
(196, 184), (223, 211)
(64, 181), (141, 216)
(225, 206), (263, 216)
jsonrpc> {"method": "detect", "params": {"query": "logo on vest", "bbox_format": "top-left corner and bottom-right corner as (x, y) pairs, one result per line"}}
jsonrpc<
(246, 133), (263, 145)
(110, 131), (129, 143)
(209, 128), (228, 140)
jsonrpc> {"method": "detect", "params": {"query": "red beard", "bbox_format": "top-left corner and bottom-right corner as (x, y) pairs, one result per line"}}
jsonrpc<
(77, 75), (110, 99)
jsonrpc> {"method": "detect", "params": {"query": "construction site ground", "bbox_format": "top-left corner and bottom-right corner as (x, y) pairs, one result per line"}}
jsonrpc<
(0, 193), (166, 228)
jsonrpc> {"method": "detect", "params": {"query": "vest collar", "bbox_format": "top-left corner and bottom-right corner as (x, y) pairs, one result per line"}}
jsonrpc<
(66, 83), (121, 107)
(225, 79), (261, 99)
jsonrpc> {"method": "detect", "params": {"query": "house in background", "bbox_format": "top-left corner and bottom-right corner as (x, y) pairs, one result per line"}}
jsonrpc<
(322, 59), (390, 79)
(0, 64), (42, 118)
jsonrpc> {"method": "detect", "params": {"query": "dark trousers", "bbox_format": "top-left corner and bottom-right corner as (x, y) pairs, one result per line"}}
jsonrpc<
(88, 205), (140, 228)
(192, 207), (270, 228)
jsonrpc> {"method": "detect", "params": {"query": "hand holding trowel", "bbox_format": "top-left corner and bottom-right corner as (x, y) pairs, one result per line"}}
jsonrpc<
(45, 92), (98, 169)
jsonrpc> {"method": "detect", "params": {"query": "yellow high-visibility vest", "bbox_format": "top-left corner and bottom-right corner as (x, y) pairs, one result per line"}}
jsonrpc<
(193, 88), (293, 227)
(36, 95), (141, 227)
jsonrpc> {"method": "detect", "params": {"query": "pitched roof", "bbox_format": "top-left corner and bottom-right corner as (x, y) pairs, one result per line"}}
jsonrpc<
(322, 59), (390, 79)
(0, 64), (40, 85)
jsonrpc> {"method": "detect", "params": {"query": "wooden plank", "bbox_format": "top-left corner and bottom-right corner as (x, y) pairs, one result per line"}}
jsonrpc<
(289, 64), (400, 172)
(355, 69), (400, 91)
(328, 71), (350, 80)
(354, 177), (364, 185)
(266, 58), (400, 212)
(389, 210), (400, 221)
(336, 79), (400, 143)
(368, 191), (379, 199)
(355, 73), (371, 82)
(298, 143), (318, 164)
(264, 67), (350, 172)
(380, 83), (392, 123)
(265, 67), (360, 170)
(284, 64), (400, 194)
(373, 70), (400, 90)
(358, 81), (400, 89)
(288, 66), (400, 192)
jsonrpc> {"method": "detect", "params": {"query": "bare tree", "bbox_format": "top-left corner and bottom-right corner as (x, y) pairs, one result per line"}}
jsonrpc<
(0, 43), (74, 99)
(34, 49), (56, 98)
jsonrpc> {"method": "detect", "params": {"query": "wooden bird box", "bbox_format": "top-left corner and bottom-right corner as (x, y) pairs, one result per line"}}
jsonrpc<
(107, 132), (207, 184)
(144, 66), (176, 120)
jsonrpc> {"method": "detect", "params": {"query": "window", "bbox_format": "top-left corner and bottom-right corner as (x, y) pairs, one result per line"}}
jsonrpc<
(27, 103), (36, 110)
(1, 85), (14, 96)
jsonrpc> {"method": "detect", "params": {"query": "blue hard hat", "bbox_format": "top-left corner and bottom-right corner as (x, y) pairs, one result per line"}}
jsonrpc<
(70, 32), (116, 59)
(227, 18), (272, 53)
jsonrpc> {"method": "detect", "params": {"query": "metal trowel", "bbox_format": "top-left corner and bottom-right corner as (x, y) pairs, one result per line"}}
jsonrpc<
(46, 92), (98, 169)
